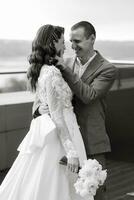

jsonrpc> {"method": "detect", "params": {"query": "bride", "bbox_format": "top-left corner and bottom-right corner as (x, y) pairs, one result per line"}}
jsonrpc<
(0, 24), (87, 200)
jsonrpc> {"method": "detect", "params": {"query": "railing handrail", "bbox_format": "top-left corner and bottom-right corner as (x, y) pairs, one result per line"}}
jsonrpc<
(110, 60), (134, 65)
(0, 71), (26, 75)
(0, 61), (134, 75)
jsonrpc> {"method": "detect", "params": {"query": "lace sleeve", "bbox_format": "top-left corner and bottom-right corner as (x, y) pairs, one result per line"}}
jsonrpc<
(45, 69), (78, 158)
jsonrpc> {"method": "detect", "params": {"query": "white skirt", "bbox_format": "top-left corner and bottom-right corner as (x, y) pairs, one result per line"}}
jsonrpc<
(0, 114), (86, 200)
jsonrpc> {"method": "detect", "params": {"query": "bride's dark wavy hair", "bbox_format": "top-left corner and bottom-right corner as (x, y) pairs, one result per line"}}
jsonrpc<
(27, 24), (64, 91)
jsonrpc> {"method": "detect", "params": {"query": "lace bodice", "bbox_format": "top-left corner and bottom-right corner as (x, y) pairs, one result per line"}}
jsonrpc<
(41, 65), (72, 107)
(32, 65), (78, 158)
(33, 65), (73, 114)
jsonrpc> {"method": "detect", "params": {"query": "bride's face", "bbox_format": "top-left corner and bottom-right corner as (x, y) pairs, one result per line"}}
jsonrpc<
(54, 34), (65, 57)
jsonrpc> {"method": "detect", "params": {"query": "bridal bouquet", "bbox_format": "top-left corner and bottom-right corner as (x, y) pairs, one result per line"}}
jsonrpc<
(74, 159), (107, 200)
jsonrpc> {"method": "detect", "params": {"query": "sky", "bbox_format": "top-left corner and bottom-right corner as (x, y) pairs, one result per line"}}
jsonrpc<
(0, 0), (134, 41)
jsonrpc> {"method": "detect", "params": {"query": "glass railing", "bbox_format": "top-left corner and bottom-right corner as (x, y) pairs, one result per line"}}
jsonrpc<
(0, 61), (134, 93)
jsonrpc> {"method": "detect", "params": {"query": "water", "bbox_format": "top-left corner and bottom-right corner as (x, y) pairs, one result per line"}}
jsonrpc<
(0, 57), (134, 93)
(0, 60), (28, 93)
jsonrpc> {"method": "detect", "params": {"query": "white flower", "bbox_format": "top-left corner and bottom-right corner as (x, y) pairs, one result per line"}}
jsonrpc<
(79, 167), (92, 178)
(74, 159), (107, 199)
(80, 189), (89, 197)
(97, 170), (107, 185)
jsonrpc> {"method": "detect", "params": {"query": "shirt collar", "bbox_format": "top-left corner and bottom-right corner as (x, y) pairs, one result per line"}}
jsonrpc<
(76, 52), (97, 67)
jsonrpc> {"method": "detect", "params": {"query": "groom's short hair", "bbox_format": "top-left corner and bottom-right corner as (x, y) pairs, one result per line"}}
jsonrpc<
(71, 21), (96, 39)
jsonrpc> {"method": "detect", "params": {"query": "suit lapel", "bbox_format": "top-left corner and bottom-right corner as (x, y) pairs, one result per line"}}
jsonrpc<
(81, 51), (104, 82)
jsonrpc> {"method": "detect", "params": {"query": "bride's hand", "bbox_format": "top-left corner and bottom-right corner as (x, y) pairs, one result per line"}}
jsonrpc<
(67, 157), (79, 173)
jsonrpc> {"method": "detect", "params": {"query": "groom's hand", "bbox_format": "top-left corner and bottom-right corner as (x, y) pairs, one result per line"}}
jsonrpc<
(55, 55), (66, 71)
(38, 104), (50, 115)
(33, 105), (50, 118)
(67, 157), (79, 173)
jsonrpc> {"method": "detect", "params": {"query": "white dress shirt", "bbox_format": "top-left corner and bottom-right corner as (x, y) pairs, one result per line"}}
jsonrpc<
(74, 52), (96, 78)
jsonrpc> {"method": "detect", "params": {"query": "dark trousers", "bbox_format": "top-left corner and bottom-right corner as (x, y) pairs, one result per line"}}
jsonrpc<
(87, 153), (107, 200)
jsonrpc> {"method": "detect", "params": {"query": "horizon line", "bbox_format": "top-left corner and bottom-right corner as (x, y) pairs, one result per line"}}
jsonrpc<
(0, 38), (134, 42)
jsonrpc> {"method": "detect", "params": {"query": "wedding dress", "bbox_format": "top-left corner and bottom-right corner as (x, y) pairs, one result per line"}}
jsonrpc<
(0, 65), (87, 200)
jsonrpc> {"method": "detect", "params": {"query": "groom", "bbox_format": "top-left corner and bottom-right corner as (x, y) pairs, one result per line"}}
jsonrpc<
(55, 21), (117, 200)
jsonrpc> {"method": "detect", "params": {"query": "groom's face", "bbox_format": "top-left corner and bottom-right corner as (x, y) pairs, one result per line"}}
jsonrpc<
(70, 27), (94, 60)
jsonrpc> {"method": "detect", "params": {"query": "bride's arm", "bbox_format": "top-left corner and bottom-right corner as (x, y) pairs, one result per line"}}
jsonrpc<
(45, 70), (79, 173)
